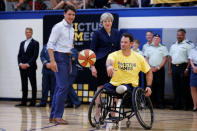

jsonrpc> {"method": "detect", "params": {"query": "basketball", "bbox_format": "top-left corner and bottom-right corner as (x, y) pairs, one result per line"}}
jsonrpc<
(78, 49), (96, 67)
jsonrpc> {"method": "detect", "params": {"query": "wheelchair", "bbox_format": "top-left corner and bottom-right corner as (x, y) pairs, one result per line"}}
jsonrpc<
(88, 85), (154, 130)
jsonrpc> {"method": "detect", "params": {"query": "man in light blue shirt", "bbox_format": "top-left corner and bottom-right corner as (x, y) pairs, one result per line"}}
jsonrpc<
(142, 31), (153, 53)
(47, 5), (76, 125)
(168, 29), (193, 110)
(145, 34), (168, 109)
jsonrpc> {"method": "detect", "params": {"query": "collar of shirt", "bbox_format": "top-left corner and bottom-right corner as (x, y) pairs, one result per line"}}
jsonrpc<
(145, 42), (153, 47)
(26, 38), (32, 42)
(175, 40), (184, 45)
(131, 48), (139, 52)
(152, 43), (162, 47)
(24, 38), (32, 52)
(62, 19), (73, 28)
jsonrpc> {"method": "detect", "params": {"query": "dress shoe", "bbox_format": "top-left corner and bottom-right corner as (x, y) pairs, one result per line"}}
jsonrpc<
(49, 118), (56, 123)
(192, 108), (197, 112)
(36, 103), (46, 107)
(54, 118), (68, 125)
(28, 103), (36, 107)
(65, 104), (73, 108)
(75, 103), (81, 108)
(15, 103), (26, 107)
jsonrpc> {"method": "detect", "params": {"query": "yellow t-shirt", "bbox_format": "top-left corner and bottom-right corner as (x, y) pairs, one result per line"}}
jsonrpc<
(107, 50), (150, 87)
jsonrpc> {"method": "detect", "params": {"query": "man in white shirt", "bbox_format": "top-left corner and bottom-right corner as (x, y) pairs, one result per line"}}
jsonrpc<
(47, 5), (76, 125)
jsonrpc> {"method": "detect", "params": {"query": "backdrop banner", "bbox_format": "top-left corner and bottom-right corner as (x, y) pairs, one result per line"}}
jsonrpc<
(43, 14), (119, 102)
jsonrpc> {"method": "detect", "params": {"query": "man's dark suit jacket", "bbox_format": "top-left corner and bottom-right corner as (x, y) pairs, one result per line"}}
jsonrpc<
(17, 38), (39, 70)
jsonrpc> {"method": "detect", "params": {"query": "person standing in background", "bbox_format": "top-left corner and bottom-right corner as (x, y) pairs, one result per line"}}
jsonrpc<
(90, 12), (120, 92)
(47, 5), (76, 124)
(142, 31), (153, 53)
(132, 39), (143, 56)
(16, 27), (39, 107)
(168, 29), (194, 110)
(36, 44), (55, 107)
(189, 45), (197, 111)
(145, 34), (168, 109)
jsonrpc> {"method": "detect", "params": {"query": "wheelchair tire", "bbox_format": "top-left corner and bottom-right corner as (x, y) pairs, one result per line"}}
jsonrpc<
(132, 87), (154, 130)
(88, 88), (108, 128)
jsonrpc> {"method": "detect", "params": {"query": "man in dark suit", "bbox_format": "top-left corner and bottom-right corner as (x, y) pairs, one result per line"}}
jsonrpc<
(16, 27), (39, 107)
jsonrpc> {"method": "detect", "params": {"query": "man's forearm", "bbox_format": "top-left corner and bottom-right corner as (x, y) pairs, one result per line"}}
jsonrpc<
(168, 56), (172, 71)
(48, 49), (55, 62)
(106, 59), (114, 68)
(186, 60), (191, 70)
(146, 70), (153, 87)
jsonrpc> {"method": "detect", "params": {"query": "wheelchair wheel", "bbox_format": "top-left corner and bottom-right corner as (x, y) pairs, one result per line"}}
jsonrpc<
(88, 88), (109, 128)
(132, 87), (154, 130)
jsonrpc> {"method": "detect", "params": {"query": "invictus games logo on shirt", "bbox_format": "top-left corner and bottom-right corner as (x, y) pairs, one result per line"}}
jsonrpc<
(118, 62), (136, 71)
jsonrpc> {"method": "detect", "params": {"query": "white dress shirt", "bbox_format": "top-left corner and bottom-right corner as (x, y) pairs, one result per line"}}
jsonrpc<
(24, 38), (32, 52)
(47, 19), (74, 53)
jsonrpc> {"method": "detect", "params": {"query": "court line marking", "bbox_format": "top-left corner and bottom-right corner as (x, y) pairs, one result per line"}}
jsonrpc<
(24, 124), (58, 131)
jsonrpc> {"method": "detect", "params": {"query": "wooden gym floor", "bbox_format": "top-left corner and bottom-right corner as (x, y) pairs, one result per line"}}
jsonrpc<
(0, 101), (196, 131)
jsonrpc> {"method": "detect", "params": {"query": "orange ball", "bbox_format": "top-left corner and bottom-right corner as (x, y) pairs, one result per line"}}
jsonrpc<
(78, 49), (96, 67)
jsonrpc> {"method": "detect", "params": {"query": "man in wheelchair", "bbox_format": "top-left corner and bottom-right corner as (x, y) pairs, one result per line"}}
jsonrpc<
(88, 33), (154, 130)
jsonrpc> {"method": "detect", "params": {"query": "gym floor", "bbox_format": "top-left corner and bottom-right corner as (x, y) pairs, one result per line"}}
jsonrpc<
(0, 101), (196, 131)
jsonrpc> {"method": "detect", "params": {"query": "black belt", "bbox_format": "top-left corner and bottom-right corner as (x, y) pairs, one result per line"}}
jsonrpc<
(54, 51), (71, 56)
(172, 63), (187, 67)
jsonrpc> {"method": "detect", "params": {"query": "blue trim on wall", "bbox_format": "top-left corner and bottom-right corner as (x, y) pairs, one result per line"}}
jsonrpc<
(0, 7), (197, 19)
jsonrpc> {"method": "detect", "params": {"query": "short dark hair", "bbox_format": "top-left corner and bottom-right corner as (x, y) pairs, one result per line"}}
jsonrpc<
(122, 33), (134, 42)
(64, 5), (76, 13)
(178, 28), (186, 34)
(146, 31), (153, 34)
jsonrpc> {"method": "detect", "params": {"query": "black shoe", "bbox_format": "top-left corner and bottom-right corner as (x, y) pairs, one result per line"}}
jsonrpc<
(193, 108), (197, 112)
(36, 103), (46, 107)
(28, 103), (36, 107)
(64, 105), (73, 108)
(75, 103), (81, 108)
(15, 103), (26, 107)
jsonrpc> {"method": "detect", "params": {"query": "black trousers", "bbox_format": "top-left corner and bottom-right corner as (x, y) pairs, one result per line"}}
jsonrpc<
(151, 67), (165, 107)
(19, 68), (37, 104)
(172, 64), (191, 108)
